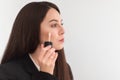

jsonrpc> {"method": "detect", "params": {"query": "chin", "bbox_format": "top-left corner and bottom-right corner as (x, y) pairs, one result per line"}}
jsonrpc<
(54, 45), (64, 50)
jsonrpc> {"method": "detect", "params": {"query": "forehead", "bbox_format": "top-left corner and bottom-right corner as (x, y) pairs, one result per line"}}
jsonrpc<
(44, 8), (61, 21)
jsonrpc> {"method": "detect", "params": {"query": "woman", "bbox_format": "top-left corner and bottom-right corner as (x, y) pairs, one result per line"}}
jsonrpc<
(0, 1), (73, 80)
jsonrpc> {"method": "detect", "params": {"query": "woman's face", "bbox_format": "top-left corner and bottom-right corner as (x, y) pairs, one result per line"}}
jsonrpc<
(40, 8), (65, 50)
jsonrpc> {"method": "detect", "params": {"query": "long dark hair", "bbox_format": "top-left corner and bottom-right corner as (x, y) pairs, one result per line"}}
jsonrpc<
(1, 1), (72, 80)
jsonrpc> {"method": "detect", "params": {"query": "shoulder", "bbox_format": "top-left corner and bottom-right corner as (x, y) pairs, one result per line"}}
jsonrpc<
(0, 54), (28, 73)
(0, 59), (24, 74)
(0, 57), (30, 80)
(0, 59), (22, 70)
(0, 60), (23, 79)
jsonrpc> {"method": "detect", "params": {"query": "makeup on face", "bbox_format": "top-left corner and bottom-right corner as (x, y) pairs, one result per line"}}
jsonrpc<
(44, 32), (53, 47)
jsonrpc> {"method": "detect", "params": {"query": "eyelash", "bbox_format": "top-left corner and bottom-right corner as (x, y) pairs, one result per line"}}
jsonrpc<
(51, 23), (64, 28)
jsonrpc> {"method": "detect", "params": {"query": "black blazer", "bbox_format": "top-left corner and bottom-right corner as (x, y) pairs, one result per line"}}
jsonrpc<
(0, 54), (73, 80)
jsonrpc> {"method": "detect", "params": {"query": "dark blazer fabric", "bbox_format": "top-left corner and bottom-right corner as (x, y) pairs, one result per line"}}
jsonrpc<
(0, 54), (73, 80)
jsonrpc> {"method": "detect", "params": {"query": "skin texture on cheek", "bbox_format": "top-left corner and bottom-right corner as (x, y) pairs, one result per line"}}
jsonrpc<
(40, 30), (62, 50)
(40, 31), (49, 43)
(51, 32), (58, 47)
(40, 29), (54, 42)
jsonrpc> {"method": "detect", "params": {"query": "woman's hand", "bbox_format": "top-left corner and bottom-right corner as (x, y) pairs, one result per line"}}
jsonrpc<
(31, 44), (58, 75)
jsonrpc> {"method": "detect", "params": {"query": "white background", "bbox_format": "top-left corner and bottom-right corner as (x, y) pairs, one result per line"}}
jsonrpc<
(1, 0), (120, 80)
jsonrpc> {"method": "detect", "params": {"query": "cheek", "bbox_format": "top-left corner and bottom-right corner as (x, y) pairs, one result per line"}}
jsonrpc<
(50, 31), (58, 41)
(40, 31), (49, 43)
(40, 28), (58, 43)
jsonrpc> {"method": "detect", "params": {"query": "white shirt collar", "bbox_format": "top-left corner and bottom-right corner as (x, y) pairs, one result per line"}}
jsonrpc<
(29, 54), (40, 71)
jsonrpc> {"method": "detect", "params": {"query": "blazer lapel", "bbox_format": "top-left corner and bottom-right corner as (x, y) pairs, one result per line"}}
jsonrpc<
(22, 54), (39, 75)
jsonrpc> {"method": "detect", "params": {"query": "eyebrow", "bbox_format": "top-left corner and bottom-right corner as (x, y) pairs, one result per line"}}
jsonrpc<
(49, 19), (63, 23)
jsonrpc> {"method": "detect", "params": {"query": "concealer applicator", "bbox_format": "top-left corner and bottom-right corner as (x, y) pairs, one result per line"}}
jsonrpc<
(44, 32), (53, 47)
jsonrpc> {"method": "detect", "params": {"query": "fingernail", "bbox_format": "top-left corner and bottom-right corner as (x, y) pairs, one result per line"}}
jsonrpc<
(47, 45), (51, 48)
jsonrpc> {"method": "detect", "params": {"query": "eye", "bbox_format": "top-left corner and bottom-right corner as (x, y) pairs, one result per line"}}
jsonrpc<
(51, 23), (58, 28)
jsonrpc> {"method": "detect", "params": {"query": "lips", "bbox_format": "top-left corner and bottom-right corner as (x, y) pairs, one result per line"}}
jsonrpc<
(59, 38), (64, 42)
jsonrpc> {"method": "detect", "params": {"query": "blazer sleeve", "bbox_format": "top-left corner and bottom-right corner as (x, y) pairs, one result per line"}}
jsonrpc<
(0, 68), (57, 80)
(0, 66), (57, 80)
(32, 64), (74, 80)
(33, 64), (74, 80)
(31, 71), (58, 80)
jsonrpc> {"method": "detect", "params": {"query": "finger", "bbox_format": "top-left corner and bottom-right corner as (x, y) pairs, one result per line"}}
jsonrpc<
(43, 48), (55, 60)
(50, 52), (58, 63)
(39, 44), (51, 59)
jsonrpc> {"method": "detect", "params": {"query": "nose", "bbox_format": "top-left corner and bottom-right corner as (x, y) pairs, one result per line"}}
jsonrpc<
(59, 25), (65, 35)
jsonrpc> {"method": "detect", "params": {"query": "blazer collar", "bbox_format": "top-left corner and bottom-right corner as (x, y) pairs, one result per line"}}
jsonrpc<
(22, 54), (39, 75)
